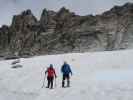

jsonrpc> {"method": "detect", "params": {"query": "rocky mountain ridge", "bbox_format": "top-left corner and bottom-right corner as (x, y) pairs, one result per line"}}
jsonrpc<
(0, 2), (133, 57)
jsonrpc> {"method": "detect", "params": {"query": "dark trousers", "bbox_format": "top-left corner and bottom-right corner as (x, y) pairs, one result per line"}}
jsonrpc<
(62, 74), (70, 87)
(47, 76), (54, 88)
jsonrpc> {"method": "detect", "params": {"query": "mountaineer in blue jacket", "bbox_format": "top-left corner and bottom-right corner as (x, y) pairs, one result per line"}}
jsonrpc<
(61, 61), (72, 87)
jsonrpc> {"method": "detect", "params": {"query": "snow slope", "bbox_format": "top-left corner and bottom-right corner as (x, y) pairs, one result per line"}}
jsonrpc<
(0, 50), (133, 100)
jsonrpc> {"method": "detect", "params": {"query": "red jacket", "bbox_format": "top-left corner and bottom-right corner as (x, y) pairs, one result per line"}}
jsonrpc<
(45, 67), (56, 77)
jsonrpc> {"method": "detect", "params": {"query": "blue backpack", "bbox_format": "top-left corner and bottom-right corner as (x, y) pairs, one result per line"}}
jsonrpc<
(61, 64), (72, 75)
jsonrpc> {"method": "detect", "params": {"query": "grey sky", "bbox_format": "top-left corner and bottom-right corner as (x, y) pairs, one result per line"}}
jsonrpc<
(0, 0), (133, 26)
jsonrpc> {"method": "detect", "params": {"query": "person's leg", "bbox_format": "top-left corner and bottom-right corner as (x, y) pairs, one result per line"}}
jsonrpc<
(62, 74), (65, 87)
(50, 77), (54, 89)
(46, 77), (50, 88)
(67, 74), (70, 87)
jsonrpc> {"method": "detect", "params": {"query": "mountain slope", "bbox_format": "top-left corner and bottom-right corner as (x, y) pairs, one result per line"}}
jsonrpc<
(0, 2), (133, 57)
(0, 50), (133, 100)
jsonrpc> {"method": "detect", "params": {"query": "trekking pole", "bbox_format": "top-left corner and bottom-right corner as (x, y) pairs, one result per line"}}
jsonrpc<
(41, 74), (46, 88)
(41, 67), (45, 75)
(54, 77), (57, 88)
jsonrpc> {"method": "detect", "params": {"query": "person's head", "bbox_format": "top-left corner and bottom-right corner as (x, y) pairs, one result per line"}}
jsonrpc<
(64, 61), (67, 64)
(49, 64), (53, 68)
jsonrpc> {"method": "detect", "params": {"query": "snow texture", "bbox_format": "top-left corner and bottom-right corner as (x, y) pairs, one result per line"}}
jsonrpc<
(0, 50), (133, 100)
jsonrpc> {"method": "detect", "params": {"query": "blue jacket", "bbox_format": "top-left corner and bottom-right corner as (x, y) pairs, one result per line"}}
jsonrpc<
(61, 63), (72, 75)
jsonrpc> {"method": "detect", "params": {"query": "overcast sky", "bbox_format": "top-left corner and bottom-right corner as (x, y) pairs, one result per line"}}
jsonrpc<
(0, 0), (133, 26)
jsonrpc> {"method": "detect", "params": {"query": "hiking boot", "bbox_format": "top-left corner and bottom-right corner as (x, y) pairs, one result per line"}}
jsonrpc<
(46, 86), (49, 88)
(62, 81), (65, 88)
(67, 80), (70, 87)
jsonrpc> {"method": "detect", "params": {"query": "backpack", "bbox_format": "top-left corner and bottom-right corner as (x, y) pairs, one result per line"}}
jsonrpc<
(47, 68), (55, 77)
(61, 64), (72, 75)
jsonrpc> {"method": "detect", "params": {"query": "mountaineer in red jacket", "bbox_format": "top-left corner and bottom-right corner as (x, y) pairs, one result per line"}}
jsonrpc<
(45, 64), (57, 89)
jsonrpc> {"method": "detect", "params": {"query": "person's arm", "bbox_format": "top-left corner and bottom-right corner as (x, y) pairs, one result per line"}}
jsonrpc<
(69, 65), (72, 75)
(61, 65), (63, 73)
(54, 69), (57, 78)
(45, 68), (48, 74)
(70, 69), (72, 75)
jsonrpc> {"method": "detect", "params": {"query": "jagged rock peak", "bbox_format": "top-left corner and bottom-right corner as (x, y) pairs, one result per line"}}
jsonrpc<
(40, 8), (57, 32)
(21, 9), (33, 16)
(40, 8), (57, 20)
(111, 2), (133, 12)
(103, 2), (133, 16)
(56, 7), (75, 17)
(58, 7), (70, 13)
(41, 8), (48, 16)
(42, 8), (50, 14)
(0, 25), (9, 30)
(11, 9), (37, 28)
(123, 2), (133, 8)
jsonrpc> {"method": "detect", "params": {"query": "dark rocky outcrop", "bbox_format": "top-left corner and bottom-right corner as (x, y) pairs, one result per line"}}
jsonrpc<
(0, 2), (133, 57)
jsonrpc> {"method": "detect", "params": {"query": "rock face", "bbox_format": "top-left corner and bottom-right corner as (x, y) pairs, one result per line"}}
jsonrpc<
(0, 2), (133, 57)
